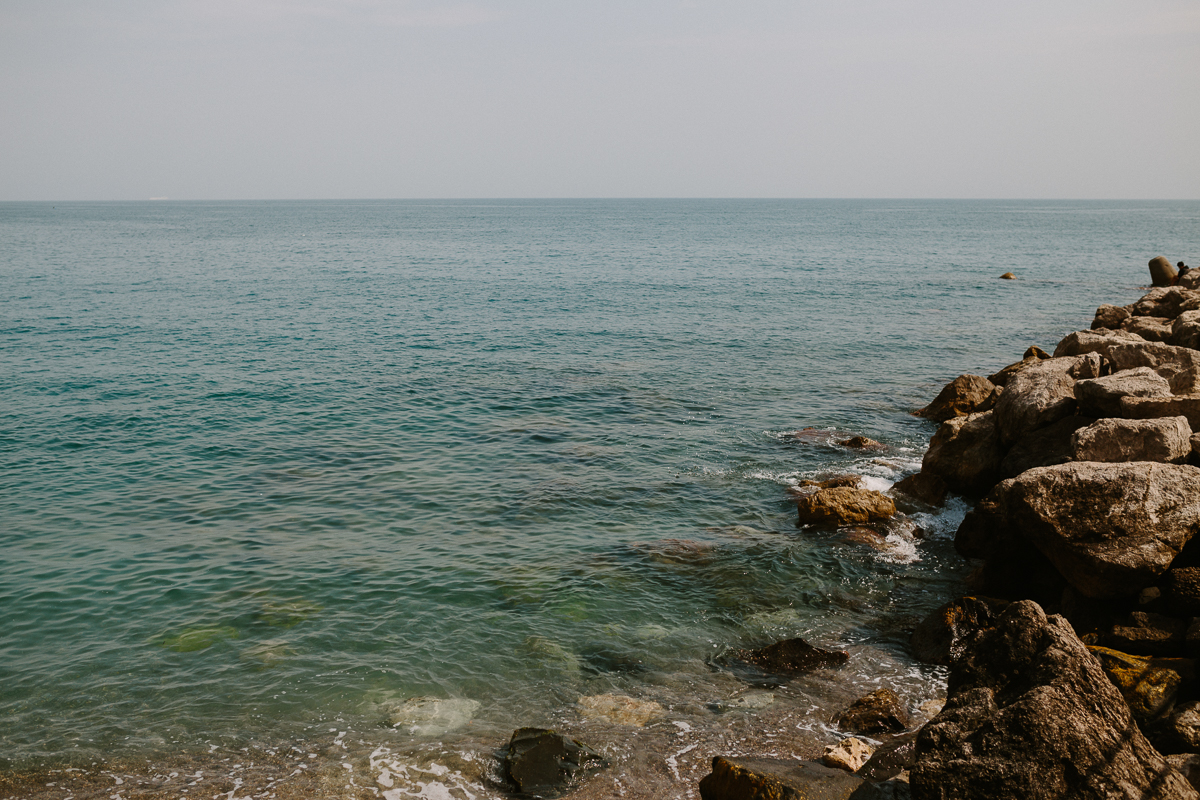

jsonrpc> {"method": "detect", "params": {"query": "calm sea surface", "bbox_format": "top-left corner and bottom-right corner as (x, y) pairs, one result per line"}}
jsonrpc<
(2, 199), (1198, 793)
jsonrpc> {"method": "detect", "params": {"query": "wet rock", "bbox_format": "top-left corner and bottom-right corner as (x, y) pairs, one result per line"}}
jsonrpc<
(795, 486), (896, 527)
(708, 690), (776, 713)
(910, 601), (1197, 800)
(910, 596), (1011, 666)
(1151, 256), (1180, 287)
(1087, 646), (1185, 722)
(823, 738), (874, 772)
(841, 527), (892, 550)
(891, 472), (948, 508)
(793, 474), (863, 492)
(953, 462), (1200, 599)
(501, 727), (607, 798)
(1075, 367), (1173, 417)
(916, 375), (1000, 422)
(383, 697), (481, 736)
(731, 637), (850, 677)
(1053, 328), (1148, 360)
(998, 415), (1092, 479)
(1105, 611), (1189, 657)
(1165, 567), (1200, 617)
(1071, 415), (1192, 463)
(837, 688), (910, 734)
(1093, 303), (1132, 330)
(920, 411), (1002, 497)
(577, 694), (663, 727)
(993, 358), (1079, 446)
(838, 435), (884, 450)
(698, 757), (889, 800)
(1123, 315), (1175, 342)
(857, 733), (917, 782)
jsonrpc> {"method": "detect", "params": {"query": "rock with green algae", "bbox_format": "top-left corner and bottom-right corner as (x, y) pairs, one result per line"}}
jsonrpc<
(158, 625), (239, 652)
(1087, 645), (1186, 721)
(255, 598), (321, 627)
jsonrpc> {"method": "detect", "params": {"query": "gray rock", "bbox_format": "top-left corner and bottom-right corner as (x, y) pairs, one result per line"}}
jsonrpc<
(993, 358), (1078, 446)
(1069, 351), (1105, 380)
(1093, 303), (1132, 330)
(857, 733), (917, 783)
(1053, 328), (1146, 359)
(1123, 316), (1175, 342)
(699, 757), (897, 800)
(916, 374), (1000, 422)
(910, 601), (1197, 800)
(1075, 367), (1173, 417)
(920, 411), (1003, 497)
(1129, 285), (1200, 318)
(1070, 416), (1192, 463)
(1120, 394), (1200, 430)
(953, 462), (1200, 599)
(1105, 341), (1200, 394)
(1150, 256), (1179, 288)
(999, 415), (1092, 479)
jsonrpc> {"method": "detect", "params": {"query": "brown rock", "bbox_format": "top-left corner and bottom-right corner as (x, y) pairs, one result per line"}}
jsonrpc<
(998, 415), (1092, 479)
(1165, 568), (1200, 617)
(992, 358), (1079, 446)
(822, 738), (874, 773)
(910, 596), (1011, 666)
(1075, 367), (1173, 417)
(1025, 345), (1052, 360)
(953, 462), (1200, 599)
(1121, 394), (1200, 430)
(920, 411), (1003, 497)
(1129, 285), (1200, 318)
(988, 355), (1041, 387)
(732, 637), (850, 677)
(916, 374), (1000, 422)
(1105, 611), (1189, 657)
(999, 272), (1017, 280)
(910, 602), (1197, 800)
(698, 757), (883, 800)
(1123, 315), (1175, 342)
(1165, 702), (1200, 752)
(838, 435), (884, 450)
(1070, 416), (1192, 463)
(837, 688), (910, 735)
(1053, 328), (1146, 359)
(1104, 340), (1200, 394)
(1170, 310), (1200, 350)
(795, 486), (896, 527)
(1151, 255), (1180, 287)
(1087, 646), (1184, 722)
(1093, 303), (1132, 330)
(892, 472), (948, 508)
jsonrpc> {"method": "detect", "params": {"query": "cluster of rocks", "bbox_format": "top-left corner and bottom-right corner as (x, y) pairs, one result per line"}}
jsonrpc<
(698, 257), (1200, 799)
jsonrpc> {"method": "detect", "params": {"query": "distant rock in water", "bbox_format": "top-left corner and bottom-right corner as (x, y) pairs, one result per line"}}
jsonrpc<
(999, 272), (1017, 280)
(837, 435), (884, 450)
(1151, 255), (1179, 287)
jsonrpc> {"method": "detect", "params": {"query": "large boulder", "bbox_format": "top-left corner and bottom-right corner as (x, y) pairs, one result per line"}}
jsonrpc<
(920, 411), (1003, 497)
(1129, 285), (1200, 318)
(998, 415), (1092, 479)
(1120, 395), (1200, 430)
(911, 596), (1011, 666)
(910, 601), (1197, 800)
(1070, 416), (1192, 463)
(1105, 341), (1200, 394)
(1170, 310), (1200, 350)
(795, 486), (896, 527)
(1093, 303), (1132, 330)
(992, 358), (1078, 446)
(1123, 316), (1175, 342)
(1054, 328), (1146, 359)
(1075, 367), (1173, 417)
(1150, 256), (1179, 288)
(916, 374), (1000, 422)
(954, 462), (1200, 599)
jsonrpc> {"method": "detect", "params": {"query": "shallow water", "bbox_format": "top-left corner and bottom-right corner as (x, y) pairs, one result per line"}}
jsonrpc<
(2, 199), (1198, 796)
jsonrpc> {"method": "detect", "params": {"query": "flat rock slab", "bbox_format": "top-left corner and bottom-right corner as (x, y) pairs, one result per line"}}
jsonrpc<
(1071, 415), (1192, 463)
(699, 757), (898, 800)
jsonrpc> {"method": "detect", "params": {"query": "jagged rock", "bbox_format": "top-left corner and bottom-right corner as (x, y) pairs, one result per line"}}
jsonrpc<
(920, 411), (1003, 497)
(1071, 416), (1192, 463)
(1121, 394), (1200, 430)
(1165, 567), (1200, 617)
(998, 415), (1092, 479)
(910, 602), (1197, 800)
(1170, 310), (1200, 350)
(910, 596), (1011, 666)
(1123, 316), (1175, 342)
(1025, 345), (1052, 360)
(838, 435), (884, 449)
(795, 486), (896, 527)
(577, 694), (663, 727)
(1150, 256), (1179, 287)
(916, 375), (1000, 422)
(1105, 612), (1189, 657)
(993, 358), (1079, 446)
(1165, 702), (1200, 752)
(953, 462), (1200, 599)
(793, 475), (862, 493)
(857, 733), (917, 782)
(1093, 304), (1132, 330)
(1087, 646), (1184, 721)
(1129, 285), (1200, 318)
(731, 637), (850, 677)
(892, 472), (948, 508)
(699, 757), (891, 800)
(1053, 328), (1146, 359)
(1168, 754), (1200, 790)
(989, 356), (1040, 387)
(1071, 351), (1106, 380)
(1182, 271), (1200, 290)
(1075, 367), (1173, 417)
(502, 727), (607, 798)
(823, 738), (874, 772)
(1105, 341), (1200, 393)
(837, 688), (910, 734)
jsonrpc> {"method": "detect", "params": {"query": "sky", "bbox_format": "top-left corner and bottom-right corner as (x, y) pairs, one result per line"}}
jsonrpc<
(1, 0), (1198, 200)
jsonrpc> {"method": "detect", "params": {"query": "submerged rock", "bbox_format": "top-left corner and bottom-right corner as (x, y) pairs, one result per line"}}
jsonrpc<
(836, 688), (910, 734)
(708, 690), (776, 713)
(383, 696), (481, 736)
(501, 727), (607, 798)
(730, 637), (850, 677)
(577, 693), (663, 727)
(910, 601), (1196, 799)
(158, 625), (239, 653)
(916, 374), (1000, 422)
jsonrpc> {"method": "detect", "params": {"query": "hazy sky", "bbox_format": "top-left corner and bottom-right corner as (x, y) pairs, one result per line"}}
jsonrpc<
(2, 0), (1198, 200)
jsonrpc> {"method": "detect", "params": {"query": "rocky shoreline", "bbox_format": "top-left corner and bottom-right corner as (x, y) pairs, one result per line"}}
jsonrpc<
(693, 257), (1200, 799)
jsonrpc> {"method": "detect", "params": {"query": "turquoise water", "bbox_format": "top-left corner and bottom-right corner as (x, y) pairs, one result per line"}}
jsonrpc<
(2, 199), (1198, 780)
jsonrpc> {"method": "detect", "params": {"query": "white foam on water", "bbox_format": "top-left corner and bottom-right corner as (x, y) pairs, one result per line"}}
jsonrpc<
(369, 746), (479, 800)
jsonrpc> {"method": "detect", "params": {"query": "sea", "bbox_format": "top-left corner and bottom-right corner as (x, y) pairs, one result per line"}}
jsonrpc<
(2, 199), (1198, 799)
